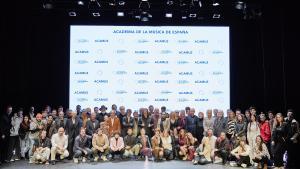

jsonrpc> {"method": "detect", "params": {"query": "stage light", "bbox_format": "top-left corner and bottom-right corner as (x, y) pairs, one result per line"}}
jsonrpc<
(118, 0), (126, 6)
(43, 0), (54, 9)
(189, 13), (197, 18)
(69, 11), (77, 16)
(139, 0), (151, 11)
(235, 1), (245, 10)
(212, 14), (220, 18)
(92, 12), (100, 17)
(166, 0), (174, 6)
(212, 0), (220, 6)
(165, 13), (173, 18)
(109, 0), (116, 6)
(181, 10), (188, 19)
(77, 0), (85, 6)
(117, 12), (125, 17)
(136, 11), (152, 22)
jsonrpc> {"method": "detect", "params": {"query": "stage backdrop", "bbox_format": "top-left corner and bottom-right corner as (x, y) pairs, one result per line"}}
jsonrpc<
(69, 26), (229, 112)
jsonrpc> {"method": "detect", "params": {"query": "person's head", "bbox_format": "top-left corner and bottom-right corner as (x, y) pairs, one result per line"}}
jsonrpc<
(133, 111), (139, 118)
(161, 112), (167, 120)
(6, 105), (12, 114)
(185, 107), (190, 115)
(154, 108), (160, 116)
(76, 105), (81, 112)
(217, 110), (224, 118)
(104, 115), (109, 122)
(114, 132), (120, 138)
(97, 128), (103, 135)
(120, 106), (126, 115)
(239, 139), (246, 147)
(58, 111), (64, 119)
(40, 130), (47, 139)
(58, 127), (65, 136)
(140, 128), (146, 135)
(287, 109), (294, 120)
(94, 106), (99, 113)
(235, 108), (241, 116)
(155, 128), (161, 136)
(23, 115), (29, 123)
(220, 132), (226, 140)
(100, 105), (107, 112)
(170, 112), (176, 120)
(51, 109), (57, 117)
(207, 128), (213, 137)
(250, 106), (257, 115)
(245, 109), (250, 118)
(207, 109), (212, 117)
(259, 114), (266, 122)
(112, 104), (117, 111)
(80, 127), (86, 137)
(30, 106), (35, 112)
(148, 105), (154, 112)
(163, 130), (169, 137)
(91, 112), (96, 121)
(161, 106), (166, 112)
(228, 110), (235, 119)
(256, 135), (263, 144)
(213, 109), (218, 117)
(36, 113), (42, 121)
(42, 110), (48, 118)
(251, 114), (257, 122)
(127, 128), (133, 135)
(18, 108), (23, 117)
(126, 109), (132, 116)
(237, 114), (244, 123)
(45, 105), (51, 113)
(179, 129), (186, 137)
(275, 113), (284, 125)
(190, 108), (195, 116)
(58, 106), (63, 113)
(187, 132), (194, 139)
(142, 108), (149, 118)
(198, 111), (204, 119)
(110, 110), (116, 117)
(180, 110), (185, 117)
(268, 111), (274, 120)
(47, 115), (54, 124)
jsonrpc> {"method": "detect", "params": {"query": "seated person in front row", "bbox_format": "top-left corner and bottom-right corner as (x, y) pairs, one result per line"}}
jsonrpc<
(252, 135), (270, 169)
(137, 128), (152, 161)
(151, 128), (164, 161)
(193, 136), (212, 165)
(110, 132), (124, 160)
(50, 127), (69, 165)
(214, 132), (230, 164)
(123, 128), (140, 160)
(30, 130), (51, 164)
(73, 128), (92, 163)
(186, 132), (199, 161)
(178, 129), (188, 160)
(161, 130), (173, 160)
(230, 138), (251, 168)
(92, 128), (109, 162)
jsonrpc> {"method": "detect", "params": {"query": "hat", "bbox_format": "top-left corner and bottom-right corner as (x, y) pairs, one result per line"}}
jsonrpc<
(100, 105), (107, 110)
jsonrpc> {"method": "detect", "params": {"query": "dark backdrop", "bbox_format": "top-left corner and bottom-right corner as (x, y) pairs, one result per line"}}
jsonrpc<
(1, 1), (299, 118)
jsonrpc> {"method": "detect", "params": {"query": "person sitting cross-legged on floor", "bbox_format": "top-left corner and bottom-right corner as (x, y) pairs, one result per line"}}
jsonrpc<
(73, 128), (92, 163)
(193, 137), (212, 165)
(230, 138), (251, 168)
(161, 130), (173, 160)
(92, 128), (109, 162)
(110, 132), (125, 160)
(30, 130), (51, 165)
(123, 128), (140, 160)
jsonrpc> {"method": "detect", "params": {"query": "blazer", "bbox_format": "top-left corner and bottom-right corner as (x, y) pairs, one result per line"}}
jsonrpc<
(107, 117), (121, 136)
(86, 119), (100, 136)
(65, 117), (82, 138)
(110, 137), (124, 150)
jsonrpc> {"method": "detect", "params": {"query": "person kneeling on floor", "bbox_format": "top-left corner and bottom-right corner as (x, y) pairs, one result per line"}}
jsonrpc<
(230, 138), (251, 168)
(30, 130), (51, 165)
(73, 128), (92, 163)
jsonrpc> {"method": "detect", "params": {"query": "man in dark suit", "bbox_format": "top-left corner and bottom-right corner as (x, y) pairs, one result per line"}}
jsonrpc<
(65, 111), (82, 159)
(0, 106), (13, 163)
(96, 105), (108, 123)
(55, 111), (67, 130)
(121, 109), (134, 137)
(86, 112), (100, 136)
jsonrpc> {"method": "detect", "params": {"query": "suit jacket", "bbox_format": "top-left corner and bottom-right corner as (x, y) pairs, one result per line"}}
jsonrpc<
(55, 118), (67, 130)
(45, 122), (57, 139)
(122, 116), (134, 136)
(110, 137), (124, 150)
(107, 116), (121, 136)
(65, 117), (82, 139)
(86, 119), (100, 136)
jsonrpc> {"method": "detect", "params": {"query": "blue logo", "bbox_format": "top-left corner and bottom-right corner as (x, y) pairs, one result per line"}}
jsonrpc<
(75, 72), (88, 75)
(116, 90), (127, 94)
(77, 98), (88, 102)
(155, 40), (168, 43)
(74, 91), (88, 94)
(161, 90), (172, 94)
(137, 80), (149, 84)
(135, 50), (149, 54)
(212, 71), (223, 75)
(77, 80), (88, 83)
(179, 51), (192, 54)
(195, 98), (209, 101)
(160, 50), (172, 54)
(138, 98), (148, 102)
(212, 91), (223, 94)
(155, 80), (168, 84)
(137, 60), (149, 64)
(179, 91), (193, 94)
(195, 80), (209, 83)
(134, 91), (148, 94)
(195, 40), (208, 43)
(179, 72), (193, 75)
(161, 71), (172, 75)
(94, 60), (108, 64)
(178, 40), (188, 43)
(138, 39), (149, 43)
(155, 98), (168, 101)
(195, 61), (208, 64)
(94, 98), (108, 101)
(115, 71), (127, 75)
(135, 72), (148, 75)
(116, 50), (127, 54)
(94, 80), (108, 83)
(155, 61), (168, 64)
(212, 50), (223, 54)
(94, 39), (109, 42)
(177, 60), (189, 64)
(75, 50), (89, 54)
(77, 60), (88, 64)
(177, 98), (189, 102)
(177, 80), (189, 84)
(77, 39), (89, 43)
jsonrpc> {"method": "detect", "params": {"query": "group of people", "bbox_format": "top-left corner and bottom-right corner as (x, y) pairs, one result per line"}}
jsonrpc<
(0, 104), (299, 169)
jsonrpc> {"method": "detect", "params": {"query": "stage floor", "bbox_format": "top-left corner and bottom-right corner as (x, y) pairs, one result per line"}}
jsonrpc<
(1, 160), (234, 169)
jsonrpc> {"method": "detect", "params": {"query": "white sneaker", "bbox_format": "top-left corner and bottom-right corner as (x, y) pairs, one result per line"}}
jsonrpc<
(230, 161), (237, 167)
(214, 158), (223, 164)
(241, 163), (247, 168)
(94, 156), (99, 162)
(82, 157), (86, 163)
(74, 158), (79, 164)
(254, 163), (258, 167)
(101, 155), (108, 161)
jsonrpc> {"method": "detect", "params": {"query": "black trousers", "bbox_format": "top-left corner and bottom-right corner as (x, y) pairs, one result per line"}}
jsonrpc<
(68, 135), (76, 159)
(273, 142), (286, 167)
(7, 136), (21, 160)
(215, 150), (229, 164)
(253, 156), (269, 165)
(163, 149), (173, 160)
(286, 141), (298, 169)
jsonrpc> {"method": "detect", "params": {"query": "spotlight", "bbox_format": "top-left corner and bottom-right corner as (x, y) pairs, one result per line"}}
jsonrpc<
(235, 1), (245, 10)
(118, 0), (126, 6)
(109, 0), (116, 6)
(181, 10), (188, 19)
(212, 0), (220, 6)
(92, 12), (100, 17)
(212, 14), (220, 18)
(136, 11), (152, 22)
(69, 11), (77, 16)
(77, 0), (85, 6)
(117, 12), (125, 17)
(165, 13), (173, 18)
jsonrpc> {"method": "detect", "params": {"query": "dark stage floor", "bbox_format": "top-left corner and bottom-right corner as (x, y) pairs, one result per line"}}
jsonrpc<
(1, 160), (239, 169)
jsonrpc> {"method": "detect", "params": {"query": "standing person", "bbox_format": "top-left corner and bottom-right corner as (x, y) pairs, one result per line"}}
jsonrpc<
(160, 112), (170, 132)
(76, 105), (82, 117)
(65, 111), (82, 159)
(7, 110), (22, 162)
(96, 105), (108, 123)
(285, 110), (299, 169)
(226, 111), (236, 140)
(73, 128), (92, 163)
(169, 111), (178, 132)
(28, 106), (35, 120)
(86, 112), (100, 136)
(111, 104), (120, 117)
(271, 113), (288, 169)
(107, 110), (121, 137)
(203, 109), (214, 135)
(196, 112), (204, 142)
(137, 128), (152, 161)
(244, 109), (251, 124)
(30, 130), (51, 165)
(186, 108), (199, 138)
(99, 115), (109, 136)
(235, 114), (247, 147)
(92, 128), (109, 162)
(55, 111), (67, 130)
(139, 109), (153, 137)
(213, 110), (226, 137)
(45, 115), (57, 139)
(123, 128), (140, 160)
(148, 105), (154, 116)
(1, 105), (13, 164)
(132, 111), (140, 137)
(268, 111), (275, 132)
(122, 109), (134, 137)
(19, 115), (31, 159)
(50, 127), (69, 165)
(177, 110), (186, 131)
(230, 139), (251, 168)
(259, 114), (271, 150)
(151, 108), (161, 133)
(247, 114), (260, 159)
(118, 106), (127, 130)
(253, 135), (270, 169)
(110, 132), (124, 160)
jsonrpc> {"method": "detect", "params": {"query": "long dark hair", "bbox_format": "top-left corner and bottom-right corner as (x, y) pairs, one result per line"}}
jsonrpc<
(256, 135), (263, 151)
